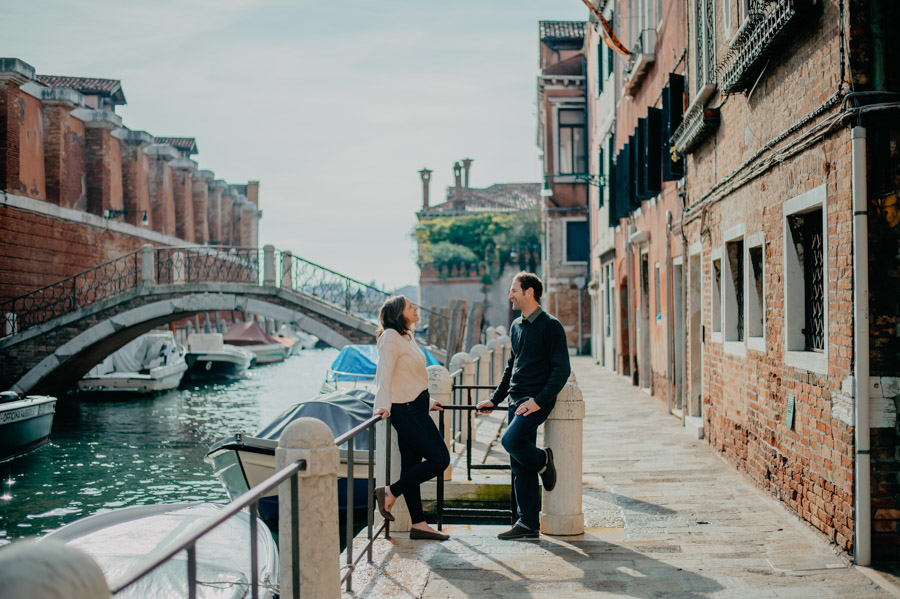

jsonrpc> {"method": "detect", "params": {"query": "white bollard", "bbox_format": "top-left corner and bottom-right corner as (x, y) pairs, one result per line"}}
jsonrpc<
(0, 539), (109, 599)
(140, 244), (155, 287)
(485, 326), (498, 342)
(449, 352), (475, 443)
(486, 338), (503, 387)
(376, 416), (411, 532)
(498, 335), (511, 370)
(428, 365), (453, 480)
(263, 244), (276, 287)
(468, 344), (490, 406)
(495, 325), (507, 337)
(541, 378), (585, 535)
(277, 417), (341, 599)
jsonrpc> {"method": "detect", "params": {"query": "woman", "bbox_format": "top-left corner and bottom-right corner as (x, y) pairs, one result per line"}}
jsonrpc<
(373, 295), (451, 540)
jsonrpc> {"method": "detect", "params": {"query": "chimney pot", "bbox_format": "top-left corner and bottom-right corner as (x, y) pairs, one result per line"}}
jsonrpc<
(461, 158), (473, 189)
(418, 168), (432, 208)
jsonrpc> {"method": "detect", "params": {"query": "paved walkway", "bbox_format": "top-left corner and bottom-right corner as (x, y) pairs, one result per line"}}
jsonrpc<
(344, 357), (900, 598)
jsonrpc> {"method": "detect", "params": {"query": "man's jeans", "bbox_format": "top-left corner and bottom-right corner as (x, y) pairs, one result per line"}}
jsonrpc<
(502, 397), (554, 530)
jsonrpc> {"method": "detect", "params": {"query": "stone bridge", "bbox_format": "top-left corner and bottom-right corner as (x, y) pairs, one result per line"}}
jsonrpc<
(0, 245), (444, 396)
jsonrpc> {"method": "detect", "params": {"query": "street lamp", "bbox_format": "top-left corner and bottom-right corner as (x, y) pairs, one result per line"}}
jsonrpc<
(104, 209), (149, 227)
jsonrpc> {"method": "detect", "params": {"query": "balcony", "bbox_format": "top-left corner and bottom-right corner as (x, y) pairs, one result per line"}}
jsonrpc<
(718, 0), (816, 94)
(624, 29), (655, 96)
(670, 103), (720, 158)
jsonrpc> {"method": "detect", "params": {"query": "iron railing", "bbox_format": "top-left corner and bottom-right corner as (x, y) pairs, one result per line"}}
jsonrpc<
(156, 246), (261, 285)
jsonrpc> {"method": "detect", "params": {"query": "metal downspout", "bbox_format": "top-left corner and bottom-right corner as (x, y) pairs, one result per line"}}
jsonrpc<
(851, 125), (871, 566)
(666, 210), (674, 415)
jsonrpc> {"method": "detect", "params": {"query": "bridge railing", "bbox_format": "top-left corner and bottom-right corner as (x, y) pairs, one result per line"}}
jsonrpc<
(156, 246), (261, 285)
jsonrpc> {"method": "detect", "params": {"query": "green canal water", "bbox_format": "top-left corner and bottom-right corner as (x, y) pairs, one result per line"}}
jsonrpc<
(0, 347), (340, 546)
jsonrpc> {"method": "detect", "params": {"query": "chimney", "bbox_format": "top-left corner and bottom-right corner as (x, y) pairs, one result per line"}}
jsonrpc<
(453, 162), (464, 210)
(418, 167), (432, 208)
(461, 158), (473, 188)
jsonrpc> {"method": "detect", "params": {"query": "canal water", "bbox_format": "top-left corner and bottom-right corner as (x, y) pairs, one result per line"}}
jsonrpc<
(0, 347), (340, 546)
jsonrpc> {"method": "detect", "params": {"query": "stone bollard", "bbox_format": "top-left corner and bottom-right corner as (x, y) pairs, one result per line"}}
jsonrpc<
(496, 325), (507, 337)
(485, 326), (498, 342)
(449, 352), (475, 443)
(140, 244), (155, 286)
(498, 335), (511, 369)
(541, 376), (585, 535)
(486, 338), (503, 387)
(0, 539), (109, 599)
(376, 416), (411, 531)
(281, 251), (294, 290)
(428, 365), (452, 480)
(263, 244), (276, 287)
(469, 344), (490, 406)
(277, 417), (341, 599)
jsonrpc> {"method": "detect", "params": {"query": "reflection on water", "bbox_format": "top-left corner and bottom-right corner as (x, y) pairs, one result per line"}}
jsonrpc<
(0, 348), (339, 545)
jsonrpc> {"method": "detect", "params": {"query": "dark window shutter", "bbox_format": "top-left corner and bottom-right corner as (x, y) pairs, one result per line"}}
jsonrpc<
(662, 73), (685, 180)
(645, 107), (662, 195)
(566, 220), (590, 262)
(597, 44), (604, 95)
(597, 149), (605, 208)
(634, 124), (646, 201)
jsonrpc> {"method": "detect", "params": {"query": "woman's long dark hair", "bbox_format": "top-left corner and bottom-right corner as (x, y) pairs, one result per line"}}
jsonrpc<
(376, 295), (410, 340)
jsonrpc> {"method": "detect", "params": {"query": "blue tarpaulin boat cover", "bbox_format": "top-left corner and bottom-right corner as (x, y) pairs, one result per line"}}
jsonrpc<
(256, 389), (376, 450)
(326, 344), (439, 382)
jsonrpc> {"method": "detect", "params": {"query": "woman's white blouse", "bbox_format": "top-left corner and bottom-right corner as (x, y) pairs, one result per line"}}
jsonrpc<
(373, 328), (429, 414)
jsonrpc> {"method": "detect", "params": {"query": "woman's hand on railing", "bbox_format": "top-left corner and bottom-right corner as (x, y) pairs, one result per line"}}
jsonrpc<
(429, 401), (443, 412)
(374, 408), (390, 420)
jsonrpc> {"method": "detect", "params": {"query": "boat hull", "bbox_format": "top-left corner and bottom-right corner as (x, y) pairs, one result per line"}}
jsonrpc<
(0, 396), (57, 461)
(77, 360), (188, 393)
(185, 349), (253, 381)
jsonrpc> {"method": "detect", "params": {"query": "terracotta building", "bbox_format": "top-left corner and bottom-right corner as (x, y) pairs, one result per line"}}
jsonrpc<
(0, 57), (261, 305)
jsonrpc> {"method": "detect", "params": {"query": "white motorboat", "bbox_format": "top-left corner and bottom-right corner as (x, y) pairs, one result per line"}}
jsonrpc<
(184, 333), (254, 381)
(77, 331), (188, 393)
(321, 344), (440, 393)
(41, 502), (278, 599)
(0, 392), (57, 461)
(224, 321), (288, 365)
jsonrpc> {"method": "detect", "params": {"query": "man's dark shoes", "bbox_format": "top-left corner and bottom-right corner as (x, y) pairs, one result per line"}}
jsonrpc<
(375, 486), (394, 521)
(540, 447), (557, 491)
(498, 523), (539, 540)
(409, 528), (450, 541)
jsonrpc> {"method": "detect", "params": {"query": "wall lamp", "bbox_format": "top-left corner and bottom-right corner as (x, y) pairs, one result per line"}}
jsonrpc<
(104, 208), (149, 227)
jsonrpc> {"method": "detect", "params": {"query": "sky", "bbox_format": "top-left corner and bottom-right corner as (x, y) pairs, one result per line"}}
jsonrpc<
(2, 0), (588, 290)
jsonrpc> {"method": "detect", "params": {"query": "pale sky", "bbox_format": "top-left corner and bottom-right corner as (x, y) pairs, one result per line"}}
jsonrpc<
(2, 0), (587, 290)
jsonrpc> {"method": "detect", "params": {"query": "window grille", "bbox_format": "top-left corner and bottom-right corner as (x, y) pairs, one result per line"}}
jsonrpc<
(749, 245), (764, 337)
(726, 240), (744, 340)
(788, 211), (824, 351)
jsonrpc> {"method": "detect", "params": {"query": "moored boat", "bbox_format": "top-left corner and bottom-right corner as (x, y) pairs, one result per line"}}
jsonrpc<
(321, 344), (440, 393)
(184, 333), (254, 382)
(77, 331), (188, 394)
(0, 392), (57, 462)
(205, 389), (376, 521)
(41, 502), (278, 599)
(223, 321), (287, 365)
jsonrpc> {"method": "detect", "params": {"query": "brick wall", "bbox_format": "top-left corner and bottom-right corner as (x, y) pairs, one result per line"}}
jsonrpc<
(0, 81), (21, 194)
(172, 166), (194, 243)
(191, 176), (210, 244)
(121, 140), (151, 227)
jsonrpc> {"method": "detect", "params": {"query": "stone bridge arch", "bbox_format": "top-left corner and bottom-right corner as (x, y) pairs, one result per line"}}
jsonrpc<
(0, 283), (377, 396)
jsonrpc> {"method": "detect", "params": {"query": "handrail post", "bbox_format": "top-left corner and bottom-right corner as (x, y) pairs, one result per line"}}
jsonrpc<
(469, 344), (490, 405)
(449, 353), (475, 443)
(141, 244), (155, 287)
(281, 251), (294, 290)
(263, 245), (276, 287)
(376, 416), (410, 532)
(277, 417), (341, 599)
(428, 365), (452, 481)
(0, 539), (109, 598)
(540, 374), (585, 536)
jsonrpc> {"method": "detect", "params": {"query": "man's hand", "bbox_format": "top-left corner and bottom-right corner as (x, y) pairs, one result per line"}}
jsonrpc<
(514, 398), (541, 416)
(476, 399), (495, 414)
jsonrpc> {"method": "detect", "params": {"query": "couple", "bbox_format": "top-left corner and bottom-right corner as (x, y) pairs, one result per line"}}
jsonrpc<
(373, 271), (571, 541)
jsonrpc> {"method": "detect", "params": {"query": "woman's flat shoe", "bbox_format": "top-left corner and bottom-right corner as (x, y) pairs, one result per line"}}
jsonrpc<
(375, 487), (394, 521)
(409, 528), (449, 541)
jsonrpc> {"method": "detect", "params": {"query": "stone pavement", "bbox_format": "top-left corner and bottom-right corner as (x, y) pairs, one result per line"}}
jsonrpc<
(344, 357), (900, 598)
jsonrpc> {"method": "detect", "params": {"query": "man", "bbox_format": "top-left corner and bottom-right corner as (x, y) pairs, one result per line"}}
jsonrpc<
(476, 271), (571, 540)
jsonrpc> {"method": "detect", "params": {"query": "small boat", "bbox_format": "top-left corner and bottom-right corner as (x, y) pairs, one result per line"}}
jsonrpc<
(184, 333), (255, 382)
(321, 344), (440, 393)
(206, 389), (376, 521)
(223, 321), (287, 365)
(275, 324), (318, 351)
(0, 392), (57, 462)
(41, 502), (278, 599)
(77, 331), (188, 394)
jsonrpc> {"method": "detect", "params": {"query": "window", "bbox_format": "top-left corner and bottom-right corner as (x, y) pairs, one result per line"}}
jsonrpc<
(722, 0), (732, 36)
(607, 13), (615, 78)
(597, 149), (605, 208)
(654, 262), (662, 321)
(692, 0), (717, 101)
(746, 234), (765, 351)
(596, 43), (604, 97)
(565, 219), (589, 263)
(711, 249), (722, 339)
(783, 185), (827, 373)
(723, 228), (745, 354)
(558, 109), (586, 175)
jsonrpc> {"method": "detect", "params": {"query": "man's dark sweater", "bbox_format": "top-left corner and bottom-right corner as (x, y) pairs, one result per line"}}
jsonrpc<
(489, 307), (571, 409)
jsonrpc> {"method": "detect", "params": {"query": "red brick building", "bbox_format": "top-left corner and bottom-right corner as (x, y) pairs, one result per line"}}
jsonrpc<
(0, 58), (261, 305)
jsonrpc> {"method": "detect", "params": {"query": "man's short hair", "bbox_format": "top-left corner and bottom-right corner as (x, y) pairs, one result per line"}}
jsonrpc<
(514, 271), (543, 303)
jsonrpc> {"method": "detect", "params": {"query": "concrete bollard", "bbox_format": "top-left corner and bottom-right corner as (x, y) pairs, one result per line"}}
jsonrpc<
(0, 539), (110, 599)
(485, 326), (498, 342)
(496, 325), (507, 337)
(428, 365), (452, 481)
(468, 344), (490, 406)
(376, 416), (411, 531)
(263, 244), (276, 287)
(486, 339), (503, 387)
(140, 244), (155, 286)
(498, 335), (511, 370)
(281, 251), (294, 290)
(541, 378), (585, 535)
(449, 352), (475, 443)
(277, 417), (341, 599)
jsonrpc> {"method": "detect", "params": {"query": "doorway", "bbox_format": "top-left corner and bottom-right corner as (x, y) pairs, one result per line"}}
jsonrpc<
(689, 250), (703, 417)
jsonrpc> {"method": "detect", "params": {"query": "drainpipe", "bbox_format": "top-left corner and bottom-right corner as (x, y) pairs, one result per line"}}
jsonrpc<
(851, 125), (870, 566)
(666, 210), (674, 415)
(626, 239), (636, 383)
